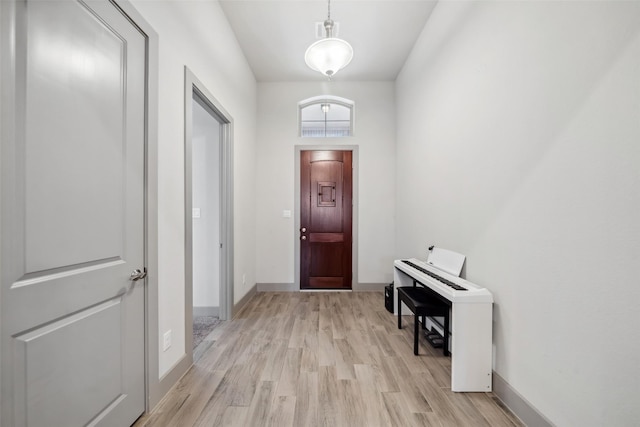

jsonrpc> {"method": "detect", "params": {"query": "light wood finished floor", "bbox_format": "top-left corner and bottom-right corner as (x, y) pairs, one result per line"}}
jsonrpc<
(134, 292), (523, 427)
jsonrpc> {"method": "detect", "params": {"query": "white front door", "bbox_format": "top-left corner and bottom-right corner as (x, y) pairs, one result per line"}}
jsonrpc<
(1, 0), (147, 425)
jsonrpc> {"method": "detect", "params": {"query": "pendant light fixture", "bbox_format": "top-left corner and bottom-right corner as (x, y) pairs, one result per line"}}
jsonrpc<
(304, 0), (353, 79)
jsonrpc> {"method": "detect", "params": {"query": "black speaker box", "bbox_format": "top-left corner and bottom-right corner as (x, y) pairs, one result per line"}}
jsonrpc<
(384, 283), (394, 313)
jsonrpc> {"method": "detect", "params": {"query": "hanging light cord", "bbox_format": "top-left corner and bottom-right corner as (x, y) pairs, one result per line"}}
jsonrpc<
(324, 0), (334, 38)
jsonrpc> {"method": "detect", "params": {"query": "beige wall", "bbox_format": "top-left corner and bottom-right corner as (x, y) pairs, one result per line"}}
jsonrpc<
(397, 1), (640, 425)
(130, 0), (257, 377)
(255, 82), (396, 287)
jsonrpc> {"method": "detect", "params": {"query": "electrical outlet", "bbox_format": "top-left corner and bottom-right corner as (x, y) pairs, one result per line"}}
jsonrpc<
(163, 330), (172, 352)
(242, 274), (246, 286)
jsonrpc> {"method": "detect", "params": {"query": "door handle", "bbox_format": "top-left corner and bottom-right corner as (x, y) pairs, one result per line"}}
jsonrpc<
(300, 227), (307, 233)
(130, 268), (147, 281)
(301, 235), (307, 240)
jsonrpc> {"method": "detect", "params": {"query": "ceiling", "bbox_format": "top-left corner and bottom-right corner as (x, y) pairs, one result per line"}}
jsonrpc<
(219, 0), (438, 82)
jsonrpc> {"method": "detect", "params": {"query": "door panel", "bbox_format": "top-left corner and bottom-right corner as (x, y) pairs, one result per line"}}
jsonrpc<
(300, 150), (352, 289)
(15, 298), (124, 427)
(25, 0), (128, 272)
(1, 0), (146, 425)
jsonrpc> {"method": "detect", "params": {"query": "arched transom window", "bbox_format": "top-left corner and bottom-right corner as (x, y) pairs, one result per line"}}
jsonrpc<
(299, 96), (354, 138)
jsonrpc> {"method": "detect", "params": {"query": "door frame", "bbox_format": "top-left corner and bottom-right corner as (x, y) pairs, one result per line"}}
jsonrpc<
(106, 1), (162, 413)
(0, 0), (161, 417)
(294, 146), (359, 290)
(184, 67), (234, 356)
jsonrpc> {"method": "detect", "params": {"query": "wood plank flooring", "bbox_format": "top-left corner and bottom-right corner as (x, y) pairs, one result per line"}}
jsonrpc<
(134, 292), (523, 427)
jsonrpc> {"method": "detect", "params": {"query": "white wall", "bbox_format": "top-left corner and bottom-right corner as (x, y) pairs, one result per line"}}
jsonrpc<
(256, 82), (396, 286)
(192, 99), (220, 309)
(130, 0), (257, 377)
(396, 1), (640, 426)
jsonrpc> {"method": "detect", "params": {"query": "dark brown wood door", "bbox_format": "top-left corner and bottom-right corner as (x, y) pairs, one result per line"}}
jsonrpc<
(300, 150), (353, 289)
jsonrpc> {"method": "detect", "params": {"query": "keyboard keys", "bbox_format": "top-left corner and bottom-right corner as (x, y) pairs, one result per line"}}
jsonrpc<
(401, 260), (467, 291)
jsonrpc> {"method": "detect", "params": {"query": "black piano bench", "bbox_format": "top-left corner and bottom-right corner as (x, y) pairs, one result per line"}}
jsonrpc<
(397, 286), (450, 356)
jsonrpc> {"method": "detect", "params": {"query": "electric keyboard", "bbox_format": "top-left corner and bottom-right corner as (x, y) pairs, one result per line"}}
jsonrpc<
(394, 258), (492, 304)
(393, 257), (493, 392)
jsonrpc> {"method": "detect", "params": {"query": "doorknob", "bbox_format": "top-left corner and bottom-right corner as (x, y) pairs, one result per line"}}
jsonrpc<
(301, 235), (307, 240)
(130, 268), (147, 281)
(301, 227), (307, 233)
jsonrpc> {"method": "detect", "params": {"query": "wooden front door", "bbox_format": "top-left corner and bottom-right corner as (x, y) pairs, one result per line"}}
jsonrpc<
(1, 1), (147, 425)
(300, 150), (352, 289)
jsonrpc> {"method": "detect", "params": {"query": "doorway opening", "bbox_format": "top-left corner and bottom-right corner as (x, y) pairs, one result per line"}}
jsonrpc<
(184, 68), (234, 363)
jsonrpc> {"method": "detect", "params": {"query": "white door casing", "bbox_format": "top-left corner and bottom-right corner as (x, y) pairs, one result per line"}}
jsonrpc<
(1, 0), (147, 425)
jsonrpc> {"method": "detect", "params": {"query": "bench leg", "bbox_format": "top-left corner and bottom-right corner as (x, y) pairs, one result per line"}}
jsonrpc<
(414, 314), (419, 355)
(397, 295), (402, 329)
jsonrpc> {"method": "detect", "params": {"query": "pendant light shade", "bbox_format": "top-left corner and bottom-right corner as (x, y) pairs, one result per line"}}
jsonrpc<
(305, 37), (353, 78)
(304, 0), (353, 79)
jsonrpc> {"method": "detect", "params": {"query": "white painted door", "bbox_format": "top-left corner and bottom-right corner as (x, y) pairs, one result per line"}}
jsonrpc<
(1, 0), (146, 425)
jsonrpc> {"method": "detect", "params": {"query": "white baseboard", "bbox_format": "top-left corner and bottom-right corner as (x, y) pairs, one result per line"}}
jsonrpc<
(493, 371), (555, 427)
(257, 282), (297, 292)
(232, 284), (257, 318)
(193, 306), (219, 317)
(149, 353), (191, 412)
